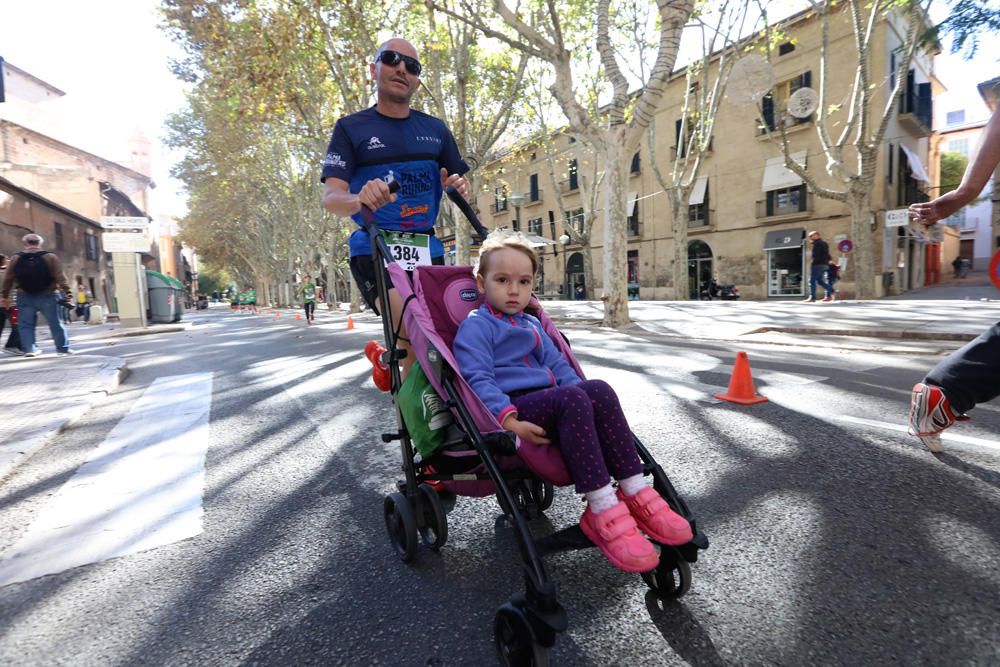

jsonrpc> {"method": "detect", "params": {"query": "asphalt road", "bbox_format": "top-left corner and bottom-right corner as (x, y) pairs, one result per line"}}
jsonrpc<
(0, 307), (998, 666)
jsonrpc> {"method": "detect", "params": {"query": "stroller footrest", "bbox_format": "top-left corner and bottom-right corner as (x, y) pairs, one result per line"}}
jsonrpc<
(534, 525), (594, 557)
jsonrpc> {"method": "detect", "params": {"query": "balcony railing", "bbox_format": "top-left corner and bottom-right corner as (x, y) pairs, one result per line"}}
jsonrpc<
(490, 201), (509, 215)
(558, 179), (579, 194)
(899, 83), (932, 137)
(527, 188), (544, 205)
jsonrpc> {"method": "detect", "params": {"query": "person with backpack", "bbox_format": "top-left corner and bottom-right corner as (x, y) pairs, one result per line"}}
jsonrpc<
(0, 233), (73, 357)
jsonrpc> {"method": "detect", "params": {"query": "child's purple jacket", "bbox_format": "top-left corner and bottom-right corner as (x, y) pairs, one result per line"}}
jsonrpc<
(453, 304), (581, 423)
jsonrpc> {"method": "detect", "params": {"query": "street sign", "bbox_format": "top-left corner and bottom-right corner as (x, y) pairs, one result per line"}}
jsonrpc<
(990, 250), (1000, 291)
(102, 232), (149, 253)
(837, 239), (854, 253)
(101, 216), (149, 230)
(885, 209), (910, 228)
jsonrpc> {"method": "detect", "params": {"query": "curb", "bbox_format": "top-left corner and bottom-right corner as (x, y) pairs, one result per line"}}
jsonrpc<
(745, 326), (978, 342)
(109, 322), (194, 338)
(0, 357), (129, 483)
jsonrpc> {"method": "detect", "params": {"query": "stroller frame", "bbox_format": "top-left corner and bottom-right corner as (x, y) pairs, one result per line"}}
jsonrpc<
(361, 178), (708, 664)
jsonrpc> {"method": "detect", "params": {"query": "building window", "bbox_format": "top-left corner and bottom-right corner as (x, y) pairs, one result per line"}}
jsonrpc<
(627, 198), (640, 237)
(689, 182), (710, 227)
(946, 110), (965, 126)
(54, 222), (65, 250)
(761, 71), (813, 133)
(630, 152), (641, 174)
(85, 234), (98, 260)
(567, 208), (584, 234)
(549, 215), (557, 240)
(493, 186), (508, 214)
(946, 208), (967, 228)
(529, 173), (540, 202)
(899, 69), (932, 129)
(567, 159), (579, 190)
(947, 138), (970, 157)
(888, 142), (894, 185)
(528, 217), (542, 235)
(766, 185), (807, 216)
(778, 41), (795, 55)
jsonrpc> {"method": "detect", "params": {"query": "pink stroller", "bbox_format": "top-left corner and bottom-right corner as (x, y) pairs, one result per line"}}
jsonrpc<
(362, 180), (708, 665)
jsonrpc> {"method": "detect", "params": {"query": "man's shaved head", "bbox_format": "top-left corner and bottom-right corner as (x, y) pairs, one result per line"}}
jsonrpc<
(377, 38), (418, 58)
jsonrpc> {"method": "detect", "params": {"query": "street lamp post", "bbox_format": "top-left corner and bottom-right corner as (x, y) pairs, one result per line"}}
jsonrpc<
(509, 191), (526, 232)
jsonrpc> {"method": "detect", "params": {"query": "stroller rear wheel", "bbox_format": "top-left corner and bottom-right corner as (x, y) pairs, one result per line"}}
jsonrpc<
(384, 492), (418, 562)
(416, 483), (448, 550)
(641, 546), (692, 599)
(494, 604), (550, 667)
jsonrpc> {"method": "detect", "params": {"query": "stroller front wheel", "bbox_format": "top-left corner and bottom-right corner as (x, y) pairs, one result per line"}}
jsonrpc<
(494, 604), (550, 667)
(641, 546), (692, 599)
(384, 492), (419, 562)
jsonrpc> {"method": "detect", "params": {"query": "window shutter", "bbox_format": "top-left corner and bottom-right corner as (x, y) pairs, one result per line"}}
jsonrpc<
(675, 119), (684, 156)
(798, 185), (807, 212)
(762, 94), (775, 131)
(766, 191), (775, 217)
(529, 173), (539, 200)
(887, 143), (893, 184)
(802, 70), (812, 89)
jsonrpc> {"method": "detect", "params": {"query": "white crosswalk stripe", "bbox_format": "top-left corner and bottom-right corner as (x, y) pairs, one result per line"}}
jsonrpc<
(0, 373), (214, 587)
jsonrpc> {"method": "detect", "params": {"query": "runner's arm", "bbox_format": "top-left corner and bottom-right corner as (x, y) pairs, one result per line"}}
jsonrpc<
(322, 177), (397, 216)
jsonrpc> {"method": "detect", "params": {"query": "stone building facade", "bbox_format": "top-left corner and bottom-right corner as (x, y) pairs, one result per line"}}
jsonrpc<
(469, 6), (941, 300)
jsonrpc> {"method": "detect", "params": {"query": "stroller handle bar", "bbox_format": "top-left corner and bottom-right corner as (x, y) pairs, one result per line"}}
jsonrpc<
(360, 172), (490, 258)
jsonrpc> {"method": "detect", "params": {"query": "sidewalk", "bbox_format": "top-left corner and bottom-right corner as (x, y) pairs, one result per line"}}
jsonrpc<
(539, 283), (999, 353)
(0, 318), (194, 482)
(0, 354), (128, 481)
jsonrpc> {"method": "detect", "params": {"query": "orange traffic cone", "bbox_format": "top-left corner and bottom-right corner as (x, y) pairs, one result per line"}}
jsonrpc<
(295, 313), (302, 321)
(347, 316), (354, 330)
(262, 308), (269, 315)
(275, 310), (281, 318)
(714, 351), (768, 405)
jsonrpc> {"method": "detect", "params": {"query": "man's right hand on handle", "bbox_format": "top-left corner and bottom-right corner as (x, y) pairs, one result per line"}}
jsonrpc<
(358, 177), (398, 211)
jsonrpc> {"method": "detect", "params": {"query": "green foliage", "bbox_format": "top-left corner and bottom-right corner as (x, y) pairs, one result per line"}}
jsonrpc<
(939, 151), (969, 194)
(196, 264), (231, 296)
(931, 0), (1000, 59)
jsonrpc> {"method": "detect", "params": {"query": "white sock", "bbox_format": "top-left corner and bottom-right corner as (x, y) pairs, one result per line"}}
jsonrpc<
(584, 484), (618, 514)
(618, 473), (648, 497)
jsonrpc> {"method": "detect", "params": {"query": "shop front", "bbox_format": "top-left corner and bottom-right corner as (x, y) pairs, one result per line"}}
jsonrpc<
(764, 227), (806, 297)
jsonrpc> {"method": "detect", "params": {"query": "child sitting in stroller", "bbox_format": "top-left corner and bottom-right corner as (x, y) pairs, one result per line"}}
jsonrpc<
(453, 231), (692, 573)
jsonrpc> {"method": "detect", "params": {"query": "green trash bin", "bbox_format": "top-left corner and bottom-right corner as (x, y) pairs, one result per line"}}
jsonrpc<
(146, 270), (185, 323)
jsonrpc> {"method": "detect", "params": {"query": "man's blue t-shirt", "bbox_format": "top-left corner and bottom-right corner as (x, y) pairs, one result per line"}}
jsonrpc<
(320, 106), (470, 258)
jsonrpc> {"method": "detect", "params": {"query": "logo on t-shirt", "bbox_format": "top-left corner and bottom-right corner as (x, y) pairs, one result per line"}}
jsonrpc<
(400, 204), (429, 218)
(416, 135), (442, 145)
(323, 152), (346, 168)
(367, 136), (386, 149)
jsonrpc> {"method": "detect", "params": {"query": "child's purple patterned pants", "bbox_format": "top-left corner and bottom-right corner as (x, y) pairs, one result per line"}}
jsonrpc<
(511, 380), (642, 493)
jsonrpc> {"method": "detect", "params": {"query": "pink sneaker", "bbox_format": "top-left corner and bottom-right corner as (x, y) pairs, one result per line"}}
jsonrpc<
(618, 487), (693, 546)
(579, 501), (658, 573)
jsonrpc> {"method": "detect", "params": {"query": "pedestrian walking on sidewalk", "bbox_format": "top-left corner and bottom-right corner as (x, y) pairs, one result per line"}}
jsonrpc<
(0, 233), (73, 357)
(74, 282), (92, 323)
(908, 101), (1000, 452)
(804, 231), (835, 302)
(0, 254), (24, 355)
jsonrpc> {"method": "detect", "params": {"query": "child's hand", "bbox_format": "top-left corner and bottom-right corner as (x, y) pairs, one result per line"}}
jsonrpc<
(510, 418), (550, 445)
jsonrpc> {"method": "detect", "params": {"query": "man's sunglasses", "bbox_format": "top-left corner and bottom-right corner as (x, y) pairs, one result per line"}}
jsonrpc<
(376, 50), (422, 76)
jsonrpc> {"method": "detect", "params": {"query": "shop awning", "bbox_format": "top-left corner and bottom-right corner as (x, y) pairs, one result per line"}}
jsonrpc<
(626, 192), (638, 216)
(688, 176), (709, 205)
(763, 227), (805, 250)
(899, 143), (930, 183)
(761, 151), (807, 192)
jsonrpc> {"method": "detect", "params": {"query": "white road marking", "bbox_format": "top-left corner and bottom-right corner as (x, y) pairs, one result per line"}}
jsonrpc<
(0, 373), (214, 587)
(839, 415), (1000, 452)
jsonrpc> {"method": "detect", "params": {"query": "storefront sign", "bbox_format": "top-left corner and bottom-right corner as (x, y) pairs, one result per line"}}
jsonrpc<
(885, 209), (910, 227)
(763, 228), (805, 250)
(837, 239), (854, 253)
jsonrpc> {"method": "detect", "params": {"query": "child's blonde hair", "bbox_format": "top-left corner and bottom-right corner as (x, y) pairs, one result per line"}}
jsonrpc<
(475, 229), (538, 277)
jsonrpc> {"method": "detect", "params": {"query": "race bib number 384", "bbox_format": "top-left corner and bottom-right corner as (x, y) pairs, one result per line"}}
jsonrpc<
(382, 232), (431, 271)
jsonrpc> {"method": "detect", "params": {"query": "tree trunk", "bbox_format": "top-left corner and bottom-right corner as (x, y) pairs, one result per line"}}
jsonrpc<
(849, 192), (875, 299)
(670, 191), (689, 300)
(601, 138), (629, 327)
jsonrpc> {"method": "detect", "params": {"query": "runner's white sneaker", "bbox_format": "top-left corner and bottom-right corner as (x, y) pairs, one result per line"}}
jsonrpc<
(909, 382), (969, 453)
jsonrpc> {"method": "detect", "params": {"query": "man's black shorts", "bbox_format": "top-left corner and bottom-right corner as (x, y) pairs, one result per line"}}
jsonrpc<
(349, 254), (445, 315)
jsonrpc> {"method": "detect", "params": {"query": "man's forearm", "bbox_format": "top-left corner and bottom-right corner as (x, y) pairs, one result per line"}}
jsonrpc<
(323, 190), (362, 217)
